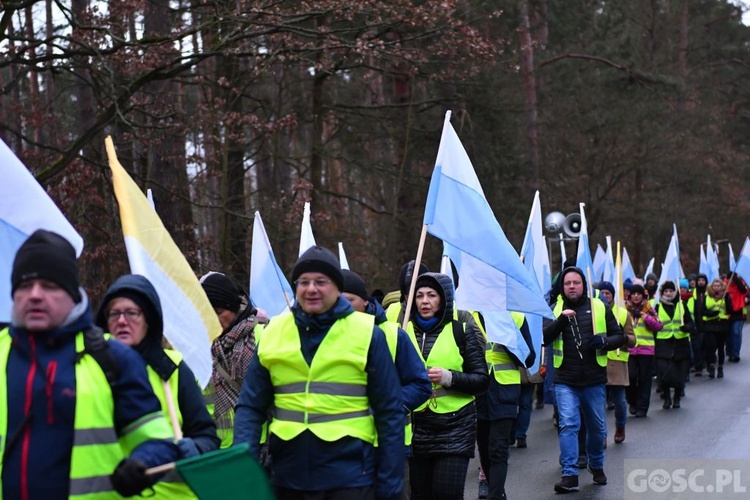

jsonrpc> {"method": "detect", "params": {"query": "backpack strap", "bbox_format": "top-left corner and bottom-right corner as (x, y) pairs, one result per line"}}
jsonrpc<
(452, 320), (466, 357)
(79, 326), (120, 396)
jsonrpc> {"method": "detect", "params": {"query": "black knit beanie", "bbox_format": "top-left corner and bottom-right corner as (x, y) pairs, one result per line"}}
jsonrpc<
(660, 281), (676, 292)
(200, 272), (242, 313)
(399, 260), (430, 296)
(11, 229), (81, 303)
(342, 269), (368, 300)
(292, 246), (344, 291)
(596, 281), (615, 297)
(629, 284), (646, 296)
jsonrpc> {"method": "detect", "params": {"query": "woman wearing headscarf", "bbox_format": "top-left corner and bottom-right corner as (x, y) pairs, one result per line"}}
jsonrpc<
(653, 281), (693, 409)
(200, 271), (266, 448)
(626, 284), (662, 418)
(407, 272), (489, 500)
(96, 274), (220, 498)
(701, 278), (731, 378)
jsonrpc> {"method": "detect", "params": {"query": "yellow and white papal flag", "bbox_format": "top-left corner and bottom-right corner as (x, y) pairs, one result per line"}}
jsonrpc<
(106, 137), (220, 387)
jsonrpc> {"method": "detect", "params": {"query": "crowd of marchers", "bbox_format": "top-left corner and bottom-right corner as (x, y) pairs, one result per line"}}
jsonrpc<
(2, 230), (747, 500)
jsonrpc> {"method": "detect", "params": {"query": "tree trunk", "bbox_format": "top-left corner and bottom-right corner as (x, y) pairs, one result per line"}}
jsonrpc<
(519, 0), (540, 193)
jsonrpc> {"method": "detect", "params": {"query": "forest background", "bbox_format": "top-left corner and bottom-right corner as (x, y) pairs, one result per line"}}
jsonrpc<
(2, 0), (749, 302)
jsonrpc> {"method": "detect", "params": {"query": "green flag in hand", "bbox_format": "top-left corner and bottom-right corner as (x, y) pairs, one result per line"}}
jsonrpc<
(175, 443), (274, 500)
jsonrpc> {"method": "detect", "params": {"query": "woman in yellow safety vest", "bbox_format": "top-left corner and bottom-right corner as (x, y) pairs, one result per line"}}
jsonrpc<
(653, 281), (693, 409)
(701, 278), (731, 379)
(626, 284), (662, 418)
(97, 275), (220, 498)
(406, 273), (489, 500)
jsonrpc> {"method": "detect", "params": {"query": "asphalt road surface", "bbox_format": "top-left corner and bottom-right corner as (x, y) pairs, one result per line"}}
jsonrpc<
(464, 323), (750, 499)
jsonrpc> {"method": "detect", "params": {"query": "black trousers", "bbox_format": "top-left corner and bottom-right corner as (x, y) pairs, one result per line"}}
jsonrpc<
(477, 418), (514, 500)
(627, 355), (654, 413)
(410, 454), (470, 500)
(692, 331), (705, 370)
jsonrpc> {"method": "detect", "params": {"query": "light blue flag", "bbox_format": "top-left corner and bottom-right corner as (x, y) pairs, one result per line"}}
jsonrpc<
(298, 202), (317, 257)
(603, 236), (616, 283)
(705, 235), (720, 282)
(520, 191), (552, 373)
(729, 243), (737, 272)
(592, 244), (606, 282)
(0, 140), (83, 322)
(644, 258), (655, 282)
(621, 248), (636, 283)
(423, 111), (552, 322)
(733, 238), (750, 281)
(250, 211), (293, 318)
(575, 203), (595, 293)
(338, 242), (350, 270)
(655, 225), (682, 302)
(699, 245), (709, 279)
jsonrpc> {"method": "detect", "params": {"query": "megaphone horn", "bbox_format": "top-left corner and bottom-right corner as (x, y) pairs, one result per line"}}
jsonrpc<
(563, 213), (582, 238)
(544, 212), (566, 237)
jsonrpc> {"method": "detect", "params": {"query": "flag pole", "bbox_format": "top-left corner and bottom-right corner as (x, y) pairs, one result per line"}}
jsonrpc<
(402, 224), (429, 330)
(586, 267), (597, 336)
(163, 380), (183, 441)
(146, 461), (176, 476)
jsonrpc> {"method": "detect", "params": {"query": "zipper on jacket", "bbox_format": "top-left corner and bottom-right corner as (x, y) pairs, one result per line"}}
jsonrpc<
(21, 336), (39, 500)
(46, 361), (57, 424)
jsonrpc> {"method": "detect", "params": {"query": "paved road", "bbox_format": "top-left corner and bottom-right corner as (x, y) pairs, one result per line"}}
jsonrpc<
(464, 324), (750, 499)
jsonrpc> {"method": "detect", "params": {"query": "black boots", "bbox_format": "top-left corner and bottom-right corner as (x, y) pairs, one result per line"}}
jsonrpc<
(554, 476), (579, 493)
(663, 390), (672, 409)
(717, 365), (724, 378)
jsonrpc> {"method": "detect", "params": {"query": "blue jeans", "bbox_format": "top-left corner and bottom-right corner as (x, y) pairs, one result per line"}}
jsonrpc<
(513, 383), (534, 439)
(609, 385), (627, 428)
(555, 383), (607, 477)
(727, 320), (744, 358)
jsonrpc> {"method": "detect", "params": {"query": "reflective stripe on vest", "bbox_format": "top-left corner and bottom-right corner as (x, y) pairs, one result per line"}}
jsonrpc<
(258, 312), (376, 443)
(704, 295), (728, 321)
(0, 329), (173, 500)
(552, 299), (608, 368)
(607, 307), (630, 363)
(203, 384), (235, 449)
(148, 349), (197, 498)
(379, 321), (413, 446)
(656, 303), (689, 340)
(413, 321), (475, 414)
(484, 312), (523, 385)
(632, 315), (655, 347)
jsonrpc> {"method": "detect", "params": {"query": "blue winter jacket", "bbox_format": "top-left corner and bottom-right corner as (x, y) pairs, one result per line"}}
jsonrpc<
(95, 275), (220, 456)
(3, 294), (178, 500)
(366, 300), (431, 414)
(234, 296), (404, 499)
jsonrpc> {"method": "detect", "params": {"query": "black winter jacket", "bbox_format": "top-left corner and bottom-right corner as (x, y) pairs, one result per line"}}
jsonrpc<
(543, 268), (624, 387)
(410, 273), (489, 457)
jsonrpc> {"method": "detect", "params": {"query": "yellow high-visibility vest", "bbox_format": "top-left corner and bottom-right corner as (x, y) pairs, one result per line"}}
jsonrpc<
(0, 329), (174, 499)
(552, 299), (608, 368)
(258, 312), (376, 444)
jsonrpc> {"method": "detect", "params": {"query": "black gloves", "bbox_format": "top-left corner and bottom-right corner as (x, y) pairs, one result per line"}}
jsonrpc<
(110, 459), (152, 497)
(631, 310), (641, 319)
(588, 335), (608, 351)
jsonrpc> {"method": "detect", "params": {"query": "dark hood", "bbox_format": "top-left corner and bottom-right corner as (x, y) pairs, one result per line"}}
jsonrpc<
(411, 272), (455, 328)
(96, 274), (164, 342)
(560, 266), (589, 308)
(95, 274), (177, 380)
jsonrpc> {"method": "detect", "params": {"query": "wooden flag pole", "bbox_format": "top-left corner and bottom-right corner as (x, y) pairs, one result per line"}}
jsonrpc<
(402, 224), (429, 330)
(146, 461), (176, 476)
(163, 380), (183, 441)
